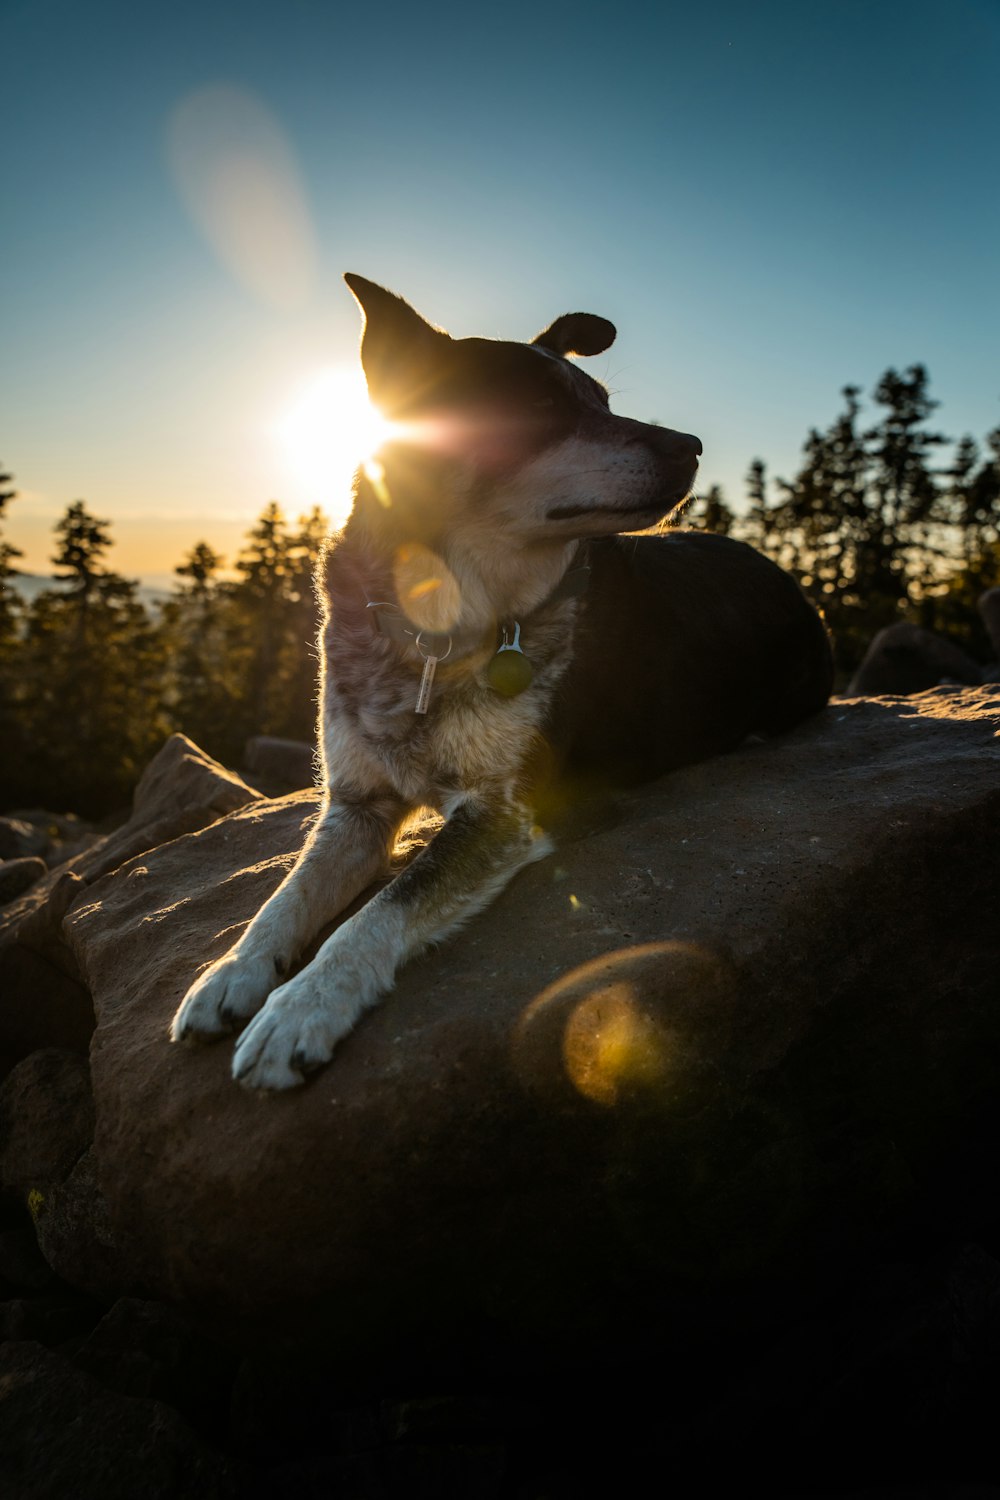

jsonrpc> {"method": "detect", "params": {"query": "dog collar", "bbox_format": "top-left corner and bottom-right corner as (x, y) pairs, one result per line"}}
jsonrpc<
(367, 561), (590, 712)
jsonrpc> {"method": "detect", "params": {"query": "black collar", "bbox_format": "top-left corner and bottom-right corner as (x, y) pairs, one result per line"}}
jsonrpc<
(367, 557), (590, 662)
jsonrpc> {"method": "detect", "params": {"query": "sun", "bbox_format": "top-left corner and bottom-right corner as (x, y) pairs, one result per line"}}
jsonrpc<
(273, 365), (392, 526)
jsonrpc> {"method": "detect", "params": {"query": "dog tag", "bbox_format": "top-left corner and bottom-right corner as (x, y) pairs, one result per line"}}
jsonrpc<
(413, 631), (452, 715)
(486, 622), (534, 697)
(414, 652), (438, 714)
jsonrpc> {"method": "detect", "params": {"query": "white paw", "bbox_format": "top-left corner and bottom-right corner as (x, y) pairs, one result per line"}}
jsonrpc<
(230, 970), (366, 1090)
(170, 951), (278, 1042)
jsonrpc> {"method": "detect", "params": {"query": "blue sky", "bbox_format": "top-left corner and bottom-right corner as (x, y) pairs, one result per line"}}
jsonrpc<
(3, 0), (998, 580)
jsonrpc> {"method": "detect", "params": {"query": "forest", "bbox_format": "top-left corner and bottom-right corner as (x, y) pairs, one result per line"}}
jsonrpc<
(1, 362), (998, 818)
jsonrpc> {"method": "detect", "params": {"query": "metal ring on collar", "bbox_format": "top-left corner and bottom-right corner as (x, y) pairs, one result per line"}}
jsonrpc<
(415, 630), (453, 662)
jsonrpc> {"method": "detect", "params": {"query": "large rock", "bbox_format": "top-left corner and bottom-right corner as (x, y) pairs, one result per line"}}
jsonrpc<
(62, 689), (1000, 1362)
(846, 620), (984, 695)
(0, 1048), (94, 1195)
(0, 736), (259, 1073)
(0, 1341), (233, 1498)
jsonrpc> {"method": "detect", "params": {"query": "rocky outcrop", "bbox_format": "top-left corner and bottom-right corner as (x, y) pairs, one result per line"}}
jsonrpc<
(848, 589), (1000, 695)
(0, 855), (48, 904)
(0, 1341), (233, 1498)
(847, 620), (985, 695)
(242, 734), (315, 792)
(0, 736), (260, 1072)
(37, 686), (999, 1367)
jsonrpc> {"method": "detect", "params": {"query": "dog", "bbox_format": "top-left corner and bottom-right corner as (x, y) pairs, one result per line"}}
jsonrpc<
(171, 275), (833, 1089)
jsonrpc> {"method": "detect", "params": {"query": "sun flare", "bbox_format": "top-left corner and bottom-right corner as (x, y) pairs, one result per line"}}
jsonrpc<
(273, 366), (392, 527)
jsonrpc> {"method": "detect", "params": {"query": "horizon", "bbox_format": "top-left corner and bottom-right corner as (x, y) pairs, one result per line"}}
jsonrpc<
(3, 0), (998, 579)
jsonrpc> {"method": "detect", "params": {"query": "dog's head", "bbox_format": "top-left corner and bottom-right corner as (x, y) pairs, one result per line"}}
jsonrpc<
(345, 274), (701, 547)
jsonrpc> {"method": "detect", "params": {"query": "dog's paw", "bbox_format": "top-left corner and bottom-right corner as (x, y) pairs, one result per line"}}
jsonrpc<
(230, 972), (365, 1090)
(170, 952), (277, 1042)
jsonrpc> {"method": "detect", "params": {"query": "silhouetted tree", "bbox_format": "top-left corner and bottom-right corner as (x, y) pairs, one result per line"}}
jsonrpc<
(684, 483), (735, 535)
(161, 540), (238, 758)
(0, 462), (22, 636)
(763, 368), (957, 673)
(743, 459), (768, 551)
(12, 502), (169, 814)
(944, 426), (1000, 566)
(0, 464), (25, 775)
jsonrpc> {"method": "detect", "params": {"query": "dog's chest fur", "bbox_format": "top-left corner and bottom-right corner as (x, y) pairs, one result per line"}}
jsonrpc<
(319, 544), (580, 812)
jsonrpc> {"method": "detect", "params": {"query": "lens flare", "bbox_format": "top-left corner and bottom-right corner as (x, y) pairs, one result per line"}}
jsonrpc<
(562, 982), (669, 1106)
(166, 83), (317, 311)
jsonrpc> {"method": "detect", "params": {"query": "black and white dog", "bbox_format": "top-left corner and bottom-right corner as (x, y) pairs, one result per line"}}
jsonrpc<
(171, 276), (832, 1089)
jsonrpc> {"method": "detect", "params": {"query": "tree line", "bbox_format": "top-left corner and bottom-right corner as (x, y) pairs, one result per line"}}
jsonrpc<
(1, 362), (998, 817)
(0, 489), (327, 816)
(684, 364), (1000, 669)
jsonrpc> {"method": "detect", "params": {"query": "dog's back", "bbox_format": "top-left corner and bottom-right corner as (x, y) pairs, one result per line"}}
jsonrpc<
(546, 530), (832, 787)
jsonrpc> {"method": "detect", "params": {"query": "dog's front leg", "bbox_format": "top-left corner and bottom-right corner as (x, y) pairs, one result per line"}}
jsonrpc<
(170, 795), (402, 1043)
(231, 793), (552, 1090)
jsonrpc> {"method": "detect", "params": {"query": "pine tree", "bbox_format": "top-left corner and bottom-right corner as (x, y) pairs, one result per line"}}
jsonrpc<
(0, 465), (26, 790)
(945, 426), (1000, 566)
(0, 462), (23, 639)
(743, 459), (768, 552)
(765, 370), (952, 673)
(13, 502), (170, 814)
(684, 483), (735, 535)
(162, 540), (238, 759)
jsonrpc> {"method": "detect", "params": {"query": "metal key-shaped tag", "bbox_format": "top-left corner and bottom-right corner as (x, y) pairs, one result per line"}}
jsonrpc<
(486, 621), (534, 697)
(414, 632), (451, 714)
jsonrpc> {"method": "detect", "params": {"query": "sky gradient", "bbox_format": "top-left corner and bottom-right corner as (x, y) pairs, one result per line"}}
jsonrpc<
(3, 0), (998, 582)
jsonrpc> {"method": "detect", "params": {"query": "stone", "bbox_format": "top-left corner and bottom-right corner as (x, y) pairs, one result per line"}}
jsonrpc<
(0, 816), (48, 860)
(980, 587), (1000, 661)
(131, 732), (261, 828)
(0, 735), (260, 1073)
(73, 1296), (235, 1423)
(1, 810), (96, 865)
(0, 1048), (117, 1295)
(0, 1292), (99, 1345)
(62, 689), (1000, 1365)
(243, 735), (315, 791)
(0, 1225), (53, 1292)
(0, 854), (47, 903)
(0, 872), (94, 1075)
(29, 1146), (127, 1299)
(0, 1048), (95, 1194)
(846, 620), (984, 695)
(0, 1340), (233, 1498)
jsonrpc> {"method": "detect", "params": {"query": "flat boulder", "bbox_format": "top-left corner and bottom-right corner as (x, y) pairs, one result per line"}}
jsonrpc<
(63, 689), (1000, 1361)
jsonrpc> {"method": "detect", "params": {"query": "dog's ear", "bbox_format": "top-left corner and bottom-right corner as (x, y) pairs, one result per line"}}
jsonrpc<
(344, 274), (449, 414)
(531, 313), (616, 358)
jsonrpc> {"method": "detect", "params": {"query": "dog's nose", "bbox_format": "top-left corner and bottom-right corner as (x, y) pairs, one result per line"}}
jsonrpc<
(655, 427), (702, 460)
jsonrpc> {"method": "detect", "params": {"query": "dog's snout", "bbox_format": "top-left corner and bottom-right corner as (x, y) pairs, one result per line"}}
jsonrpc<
(665, 429), (702, 459)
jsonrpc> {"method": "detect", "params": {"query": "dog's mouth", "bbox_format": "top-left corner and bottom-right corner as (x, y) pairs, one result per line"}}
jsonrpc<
(546, 499), (680, 522)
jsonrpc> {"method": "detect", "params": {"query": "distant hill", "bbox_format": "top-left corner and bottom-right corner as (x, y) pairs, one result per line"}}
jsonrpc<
(4, 573), (175, 611)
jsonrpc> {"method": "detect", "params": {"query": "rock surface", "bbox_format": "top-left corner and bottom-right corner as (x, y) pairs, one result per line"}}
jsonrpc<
(0, 1047), (94, 1194)
(0, 735), (259, 1071)
(0, 855), (48, 903)
(0, 1340), (233, 1498)
(847, 620), (985, 695)
(242, 734), (315, 792)
(53, 687), (1000, 1363)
